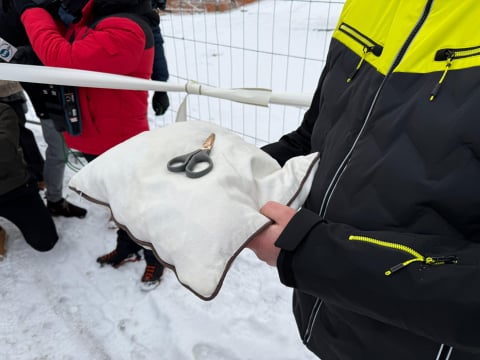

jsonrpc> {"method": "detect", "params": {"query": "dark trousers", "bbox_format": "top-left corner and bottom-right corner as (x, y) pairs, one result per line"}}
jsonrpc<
(83, 153), (163, 268)
(19, 125), (45, 182)
(0, 181), (58, 251)
(117, 229), (160, 265)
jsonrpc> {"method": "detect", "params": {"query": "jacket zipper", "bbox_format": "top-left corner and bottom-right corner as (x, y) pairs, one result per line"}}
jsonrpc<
(436, 344), (454, 360)
(319, 0), (434, 222)
(338, 23), (383, 82)
(309, 0), (435, 344)
(349, 235), (458, 276)
(430, 46), (480, 101)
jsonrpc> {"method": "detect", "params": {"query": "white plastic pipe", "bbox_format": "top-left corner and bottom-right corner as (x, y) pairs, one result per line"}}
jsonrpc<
(0, 63), (313, 107)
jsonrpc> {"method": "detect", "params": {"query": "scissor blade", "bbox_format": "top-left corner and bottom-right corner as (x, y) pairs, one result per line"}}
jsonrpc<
(202, 133), (216, 150)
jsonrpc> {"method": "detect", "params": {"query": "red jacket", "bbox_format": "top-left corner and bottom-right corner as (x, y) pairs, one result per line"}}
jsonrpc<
(21, 0), (154, 155)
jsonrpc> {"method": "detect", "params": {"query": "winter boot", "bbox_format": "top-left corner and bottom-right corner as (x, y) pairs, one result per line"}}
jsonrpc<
(0, 227), (6, 260)
(96, 249), (141, 268)
(47, 198), (87, 218)
(140, 252), (164, 291)
(98, 229), (142, 268)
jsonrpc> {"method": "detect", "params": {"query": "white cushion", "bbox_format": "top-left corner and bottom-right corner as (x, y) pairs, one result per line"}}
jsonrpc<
(69, 120), (319, 299)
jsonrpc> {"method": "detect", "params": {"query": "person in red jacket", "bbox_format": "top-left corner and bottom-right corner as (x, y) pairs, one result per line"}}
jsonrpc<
(17, 0), (155, 156)
(14, 0), (165, 290)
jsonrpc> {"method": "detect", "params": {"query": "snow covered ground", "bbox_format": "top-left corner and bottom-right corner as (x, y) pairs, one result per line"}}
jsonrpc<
(0, 1), (344, 359)
(1, 169), (317, 359)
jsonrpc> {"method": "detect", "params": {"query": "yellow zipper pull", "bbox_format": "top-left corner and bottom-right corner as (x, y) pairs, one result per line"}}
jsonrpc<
(430, 55), (453, 101)
(348, 234), (458, 277)
(385, 255), (458, 276)
(347, 47), (368, 83)
(385, 258), (423, 276)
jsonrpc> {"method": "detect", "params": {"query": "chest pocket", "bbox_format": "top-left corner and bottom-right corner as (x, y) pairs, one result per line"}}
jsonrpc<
(430, 45), (480, 101)
(338, 22), (383, 83)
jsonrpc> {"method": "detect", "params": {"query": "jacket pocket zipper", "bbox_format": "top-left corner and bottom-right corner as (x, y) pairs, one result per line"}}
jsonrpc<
(349, 235), (458, 276)
(430, 46), (480, 101)
(338, 23), (383, 83)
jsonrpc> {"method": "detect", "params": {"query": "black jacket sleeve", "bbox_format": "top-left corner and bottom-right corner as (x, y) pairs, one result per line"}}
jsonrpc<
(261, 72), (325, 166)
(275, 207), (480, 353)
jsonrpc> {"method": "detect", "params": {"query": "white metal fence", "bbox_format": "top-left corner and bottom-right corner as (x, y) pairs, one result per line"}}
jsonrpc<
(155, 0), (344, 145)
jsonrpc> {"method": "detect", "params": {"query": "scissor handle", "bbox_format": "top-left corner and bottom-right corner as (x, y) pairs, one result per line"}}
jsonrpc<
(166, 151), (196, 172)
(185, 150), (213, 178)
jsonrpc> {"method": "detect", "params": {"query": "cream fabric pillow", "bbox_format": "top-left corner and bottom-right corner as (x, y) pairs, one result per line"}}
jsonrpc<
(69, 120), (319, 299)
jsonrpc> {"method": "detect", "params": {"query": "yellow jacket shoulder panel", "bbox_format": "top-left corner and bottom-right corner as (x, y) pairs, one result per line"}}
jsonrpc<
(333, 0), (480, 75)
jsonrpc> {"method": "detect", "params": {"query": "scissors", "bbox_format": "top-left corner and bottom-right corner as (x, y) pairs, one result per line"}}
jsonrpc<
(167, 133), (215, 178)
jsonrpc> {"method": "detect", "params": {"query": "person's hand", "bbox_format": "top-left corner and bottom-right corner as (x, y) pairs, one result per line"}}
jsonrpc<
(11, 45), (42, 65)
(14, 0), (57, 16)
(152, 91), (169, 116)
(14, 0), (38, 15)
(2, 0), (13, 12)
(43, 0), (60, 19)
(152, 0), (167, 11)
(247, 201), (296, 266)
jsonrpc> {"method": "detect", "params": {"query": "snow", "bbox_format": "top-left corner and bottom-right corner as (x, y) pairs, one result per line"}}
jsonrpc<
(1, 167), (317, 359)
(1, 200), (315, 359)
(0, 2), (343, 359)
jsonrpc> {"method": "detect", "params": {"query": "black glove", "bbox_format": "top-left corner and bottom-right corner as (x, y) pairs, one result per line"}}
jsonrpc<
(14, 0), (57, 15)
(43, 0), (60, 18)
(152, 0), (166, 11)
(152, 91), (169, 116)
(14, 0), (38, 15)
(2, 0), (13, 12)
(11, 45), (42, 65)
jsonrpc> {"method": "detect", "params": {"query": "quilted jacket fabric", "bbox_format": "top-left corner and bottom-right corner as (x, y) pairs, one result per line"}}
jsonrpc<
(262, 1), (480, 359)
(20, 0), (156, 155)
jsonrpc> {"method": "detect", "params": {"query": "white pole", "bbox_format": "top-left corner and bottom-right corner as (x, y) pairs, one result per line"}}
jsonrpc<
(0, 63), (312, 108)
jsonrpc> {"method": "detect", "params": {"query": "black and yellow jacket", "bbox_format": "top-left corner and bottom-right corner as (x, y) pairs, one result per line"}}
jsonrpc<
(263, 1), (480, 359)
